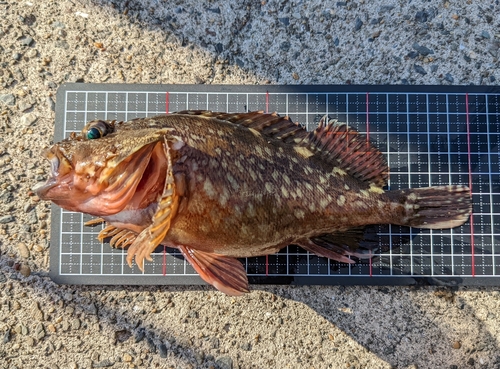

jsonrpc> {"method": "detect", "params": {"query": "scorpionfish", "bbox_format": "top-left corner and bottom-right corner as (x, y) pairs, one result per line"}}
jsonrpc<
(35, 111), (472, 295)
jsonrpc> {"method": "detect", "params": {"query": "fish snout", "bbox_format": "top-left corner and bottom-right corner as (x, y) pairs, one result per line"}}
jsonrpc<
(33, 145), (73, 199)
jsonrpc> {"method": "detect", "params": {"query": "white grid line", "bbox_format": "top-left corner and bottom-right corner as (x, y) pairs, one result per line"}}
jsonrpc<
(487, 96), (496, 276)
(426, 93), (434, 276)
(386, 93), (393, 275)
(62, 109), (499, 117)
(326, 92), (330, 278)
(446, 93), (456, 276)
(406, 93), (414, 276)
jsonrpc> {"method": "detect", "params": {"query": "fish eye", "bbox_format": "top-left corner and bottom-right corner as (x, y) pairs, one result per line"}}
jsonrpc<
(83, 120), (114, 140)
(87, 127), (102, 140)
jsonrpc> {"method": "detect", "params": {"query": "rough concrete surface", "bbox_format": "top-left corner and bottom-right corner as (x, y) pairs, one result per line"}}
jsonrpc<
(0, 0), (499, 368)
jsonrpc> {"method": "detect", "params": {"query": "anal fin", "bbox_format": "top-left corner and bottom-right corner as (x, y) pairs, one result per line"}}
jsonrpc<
(297, 238), (356, 264)
(178, 245), (249, 296)
(297, 228), (380, 264)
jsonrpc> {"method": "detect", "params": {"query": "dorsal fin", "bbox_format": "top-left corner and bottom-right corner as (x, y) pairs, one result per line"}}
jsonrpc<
(174, 110), (309, 144)
(174, 111), (388, 186)
(303, 116), (388, 187)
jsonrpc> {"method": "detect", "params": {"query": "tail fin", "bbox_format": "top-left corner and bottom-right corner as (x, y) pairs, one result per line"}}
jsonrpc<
(392, 185), (471, 229)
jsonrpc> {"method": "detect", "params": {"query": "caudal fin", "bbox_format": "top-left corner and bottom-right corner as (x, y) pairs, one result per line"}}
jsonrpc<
(393, 185), (472, 229)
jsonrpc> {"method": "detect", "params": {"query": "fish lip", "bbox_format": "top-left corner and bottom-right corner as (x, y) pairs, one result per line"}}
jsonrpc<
(33, 176), (58, 198)
(34, 147), (71, 200)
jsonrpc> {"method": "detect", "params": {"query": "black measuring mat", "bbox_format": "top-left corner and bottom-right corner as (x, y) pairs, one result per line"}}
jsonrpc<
(49, 84), (500, 287)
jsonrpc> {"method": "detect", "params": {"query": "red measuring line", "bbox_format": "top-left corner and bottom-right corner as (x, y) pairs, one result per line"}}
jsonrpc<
(163, 92), (170, 276)
(366, 92), (373, 277)
(265, 91), (270, 276)
(366, 92), (371, 142)
(465, 93), (476, 277)
(163, 245), (167, 276)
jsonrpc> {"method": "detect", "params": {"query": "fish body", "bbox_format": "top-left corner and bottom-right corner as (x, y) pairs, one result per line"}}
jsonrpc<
(36, 111), (472, 295)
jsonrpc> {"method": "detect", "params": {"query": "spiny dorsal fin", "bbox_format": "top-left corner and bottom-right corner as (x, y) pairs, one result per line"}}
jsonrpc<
(175, 111), (388, 186)
(174, 110), (309, 144)
(302, 116), (388, 187)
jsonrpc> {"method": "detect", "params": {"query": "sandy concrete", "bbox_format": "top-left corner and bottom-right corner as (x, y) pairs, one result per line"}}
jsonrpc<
(0, 0), (499, 368)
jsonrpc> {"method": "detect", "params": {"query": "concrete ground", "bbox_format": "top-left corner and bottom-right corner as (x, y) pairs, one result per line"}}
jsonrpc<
(0, 0), (499, 368)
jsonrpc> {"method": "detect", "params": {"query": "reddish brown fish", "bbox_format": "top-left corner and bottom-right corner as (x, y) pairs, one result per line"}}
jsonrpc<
(35, 111), (472, 295)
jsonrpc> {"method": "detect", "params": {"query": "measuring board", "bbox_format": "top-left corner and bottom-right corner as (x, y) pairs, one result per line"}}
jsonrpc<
(49, 83), (500, 287)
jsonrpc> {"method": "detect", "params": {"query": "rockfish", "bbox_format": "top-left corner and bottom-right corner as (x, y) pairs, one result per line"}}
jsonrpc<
(35, 111), (472, 295)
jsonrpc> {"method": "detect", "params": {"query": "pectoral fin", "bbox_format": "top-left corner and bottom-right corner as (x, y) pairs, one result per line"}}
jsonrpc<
(126, 228), (153, 270)
(178, 245), (249, 296)
(126, 137), (180, 271)
(109, 229), (137, 249)
(94, 222), (138, 249)
(84, 217), (105, 226)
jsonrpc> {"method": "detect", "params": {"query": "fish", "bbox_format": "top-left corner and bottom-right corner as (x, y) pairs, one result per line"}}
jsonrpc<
(35, 111), (472, 295)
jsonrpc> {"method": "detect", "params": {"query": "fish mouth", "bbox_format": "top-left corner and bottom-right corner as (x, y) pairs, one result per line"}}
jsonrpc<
(34, 146), (73, 200)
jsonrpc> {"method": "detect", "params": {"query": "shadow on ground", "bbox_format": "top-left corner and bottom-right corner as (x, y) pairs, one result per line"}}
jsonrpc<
(2, 251), (499, 368)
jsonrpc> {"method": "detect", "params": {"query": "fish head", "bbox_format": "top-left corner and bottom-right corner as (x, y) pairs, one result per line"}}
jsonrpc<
(35, 119), (171, 216)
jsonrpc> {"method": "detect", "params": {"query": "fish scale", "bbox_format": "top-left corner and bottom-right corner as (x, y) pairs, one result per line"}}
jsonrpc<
(172, 131), (346, 249)
(36, 108), (471, 295)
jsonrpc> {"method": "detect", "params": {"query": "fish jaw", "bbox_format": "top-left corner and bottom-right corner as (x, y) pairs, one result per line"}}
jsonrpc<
(35, 141), (166, 216)
(34, 145), (76, 204)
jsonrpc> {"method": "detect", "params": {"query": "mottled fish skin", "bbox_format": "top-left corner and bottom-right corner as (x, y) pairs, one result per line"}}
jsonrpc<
(149, 117), (385, 255)
(100, 114), (390, 255)
(36, 111), (472, 295)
